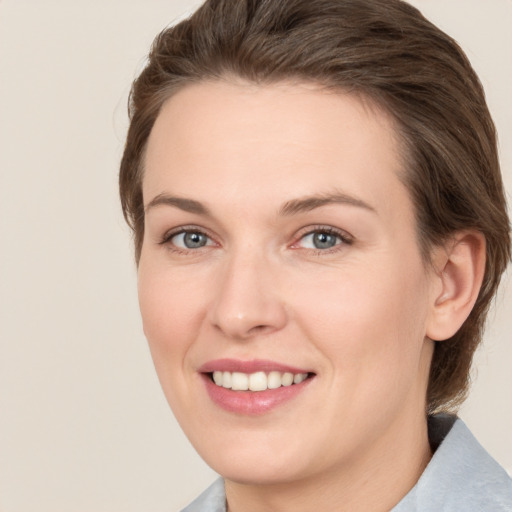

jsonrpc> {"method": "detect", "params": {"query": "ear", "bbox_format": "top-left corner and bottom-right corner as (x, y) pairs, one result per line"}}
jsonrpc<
(426, 231), (486, 342)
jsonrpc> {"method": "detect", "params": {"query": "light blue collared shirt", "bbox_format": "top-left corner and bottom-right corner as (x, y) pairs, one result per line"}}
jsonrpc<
(182, 415), (512, 511)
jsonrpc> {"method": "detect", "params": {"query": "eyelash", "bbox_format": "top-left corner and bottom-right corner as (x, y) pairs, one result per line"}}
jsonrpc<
(159, 225), (353, 255)
(159, 225), (217, 254)
(292, 225), (354, 254)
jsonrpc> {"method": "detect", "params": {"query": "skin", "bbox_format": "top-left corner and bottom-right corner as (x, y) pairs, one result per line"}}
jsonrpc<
(138, 80), (483, 511)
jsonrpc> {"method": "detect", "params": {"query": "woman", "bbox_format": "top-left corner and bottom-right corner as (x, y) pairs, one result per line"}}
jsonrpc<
(119, 0), (512, 510)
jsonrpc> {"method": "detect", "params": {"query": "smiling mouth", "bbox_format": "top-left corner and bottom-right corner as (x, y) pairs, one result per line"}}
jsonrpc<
(208, 370), (313, 391)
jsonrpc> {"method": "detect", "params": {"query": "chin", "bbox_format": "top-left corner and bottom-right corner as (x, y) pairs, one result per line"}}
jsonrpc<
(189, 427), (311, 484)
(209, 457), (306, 486)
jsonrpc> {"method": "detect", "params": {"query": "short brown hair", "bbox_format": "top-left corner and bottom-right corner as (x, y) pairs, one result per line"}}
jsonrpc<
(119, 0), (511, 413)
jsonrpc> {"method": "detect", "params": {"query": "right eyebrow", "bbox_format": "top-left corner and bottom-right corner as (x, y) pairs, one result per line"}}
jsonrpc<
(144, 193), (211, 215)
(279, 191), (377, 216)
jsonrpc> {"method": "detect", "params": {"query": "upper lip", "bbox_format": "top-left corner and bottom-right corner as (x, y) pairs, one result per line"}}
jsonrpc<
(198, 358), (312, 374)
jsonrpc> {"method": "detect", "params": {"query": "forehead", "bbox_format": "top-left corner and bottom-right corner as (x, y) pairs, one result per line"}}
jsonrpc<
(143, 80), (412, 224)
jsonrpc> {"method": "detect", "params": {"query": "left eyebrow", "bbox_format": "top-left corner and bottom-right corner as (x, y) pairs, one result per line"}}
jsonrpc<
(279, 191), (377, 216)
(144, 193), (211, 215)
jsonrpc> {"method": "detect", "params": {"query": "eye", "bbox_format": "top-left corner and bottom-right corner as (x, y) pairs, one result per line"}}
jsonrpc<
(166, 230), (214, 250)
(295, 228), (352, 251)
(300, 231), (339, 249)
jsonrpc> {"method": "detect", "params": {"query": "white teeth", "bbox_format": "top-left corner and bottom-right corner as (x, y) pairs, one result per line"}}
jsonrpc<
(222, 371), (232, 389)
(294, 373), (307, 384)
(267, 371), (282, 389)
(249, 371), (267, 391)
(211, 370), (309, 391)
(281, 372), (294, 386)
(231, 372), (249, 391)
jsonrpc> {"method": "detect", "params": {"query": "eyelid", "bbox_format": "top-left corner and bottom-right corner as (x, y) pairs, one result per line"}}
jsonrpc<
(290, 225), (354, 249)
(159, 225), (218, 249)
(157, 224), (353, 253)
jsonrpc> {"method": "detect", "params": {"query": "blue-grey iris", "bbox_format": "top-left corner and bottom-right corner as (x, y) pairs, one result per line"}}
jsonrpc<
(313, 232), (337, 249)
(184, 232), (208, 248)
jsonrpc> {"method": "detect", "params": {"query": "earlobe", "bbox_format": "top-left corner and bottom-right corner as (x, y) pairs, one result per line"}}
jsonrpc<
(426, 231), (486, 342)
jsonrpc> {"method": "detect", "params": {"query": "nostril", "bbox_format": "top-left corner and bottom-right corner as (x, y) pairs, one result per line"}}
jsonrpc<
(248, 324), (273, 335)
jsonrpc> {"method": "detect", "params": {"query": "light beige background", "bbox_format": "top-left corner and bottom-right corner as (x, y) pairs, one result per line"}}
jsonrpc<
(0, 1), (510, 510)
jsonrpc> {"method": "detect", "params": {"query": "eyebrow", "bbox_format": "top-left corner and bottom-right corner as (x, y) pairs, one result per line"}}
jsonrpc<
(144, 190), (376, 217)
(145, 194), (211, 215)
(279, 192), (376, 216)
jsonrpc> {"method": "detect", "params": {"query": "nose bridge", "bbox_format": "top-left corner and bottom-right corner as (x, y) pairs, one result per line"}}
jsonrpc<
(208, 243), (287, 339)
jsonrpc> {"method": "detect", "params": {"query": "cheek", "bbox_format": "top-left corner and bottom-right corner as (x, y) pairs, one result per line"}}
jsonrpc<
(136, 260), (214, 426)
(290, 257), (430, 380)
(137, 261), (207, 368)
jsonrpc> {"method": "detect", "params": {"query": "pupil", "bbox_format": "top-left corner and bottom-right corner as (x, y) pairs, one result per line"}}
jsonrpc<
(184, 232), (206, 248)
(313, 232), (336, 249)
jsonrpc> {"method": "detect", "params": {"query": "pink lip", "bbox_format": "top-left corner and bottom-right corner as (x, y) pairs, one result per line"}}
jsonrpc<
(198, 359), (315, 415)
(198, 358), (311, 374)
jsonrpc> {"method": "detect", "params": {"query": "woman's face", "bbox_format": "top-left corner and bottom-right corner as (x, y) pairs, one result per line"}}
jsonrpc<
(138, 81), (437, 484)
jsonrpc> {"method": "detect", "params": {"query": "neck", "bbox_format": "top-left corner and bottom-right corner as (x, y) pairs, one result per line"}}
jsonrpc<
(225, 412), (432, 512)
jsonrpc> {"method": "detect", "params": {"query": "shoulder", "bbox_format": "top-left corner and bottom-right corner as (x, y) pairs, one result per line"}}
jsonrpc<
(394, 415), (512, 511)
(180, 478), (226, 512)
(181, 417), (512, 512)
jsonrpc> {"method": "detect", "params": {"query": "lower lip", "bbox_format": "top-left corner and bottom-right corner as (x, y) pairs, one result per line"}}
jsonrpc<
(201, 373), (314, 415)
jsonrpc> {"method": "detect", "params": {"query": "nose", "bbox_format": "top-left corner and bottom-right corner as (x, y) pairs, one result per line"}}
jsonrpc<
(208, 250), (288, 340)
